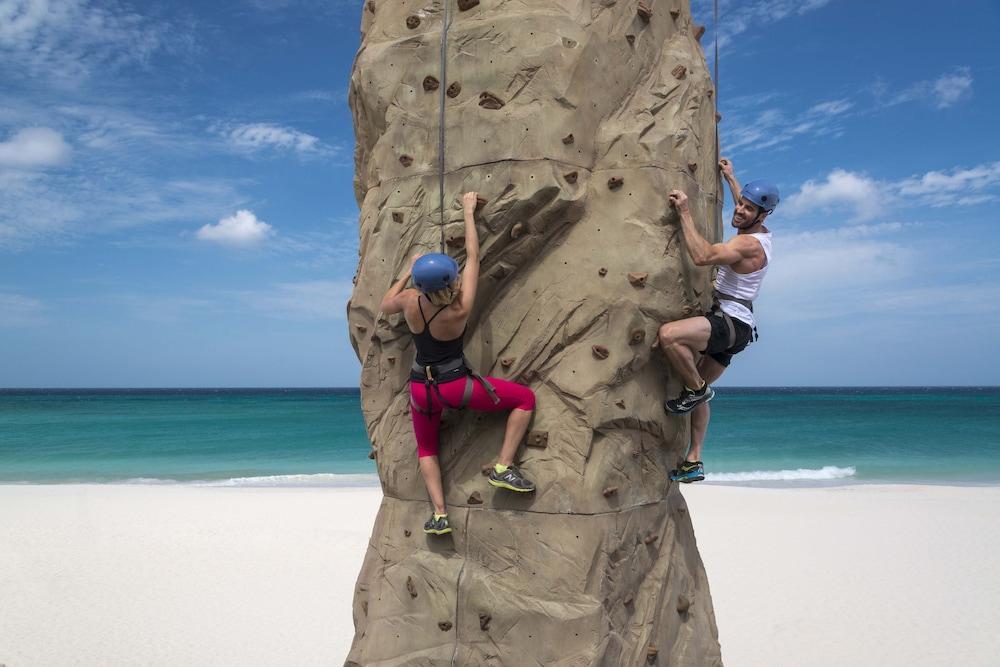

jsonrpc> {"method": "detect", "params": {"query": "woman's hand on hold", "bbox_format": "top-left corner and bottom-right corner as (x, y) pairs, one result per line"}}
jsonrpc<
(462, 191), (478, 215)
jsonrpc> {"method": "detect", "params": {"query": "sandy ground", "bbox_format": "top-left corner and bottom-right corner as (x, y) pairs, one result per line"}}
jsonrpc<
(1, 483), (998, 666)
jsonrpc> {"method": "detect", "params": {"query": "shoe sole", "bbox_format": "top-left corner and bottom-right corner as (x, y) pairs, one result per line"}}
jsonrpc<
(424, 527), (453, 535)
(678, 475), (705, 483)
(664, 388), (716, 415)
(488, 478), (535, 493)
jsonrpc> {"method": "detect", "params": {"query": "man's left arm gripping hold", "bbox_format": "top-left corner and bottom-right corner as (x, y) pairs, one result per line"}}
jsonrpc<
(667, 190), (762, 268)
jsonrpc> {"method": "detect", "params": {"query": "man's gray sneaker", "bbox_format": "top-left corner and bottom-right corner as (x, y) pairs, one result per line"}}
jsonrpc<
(664, 383), (715, 414)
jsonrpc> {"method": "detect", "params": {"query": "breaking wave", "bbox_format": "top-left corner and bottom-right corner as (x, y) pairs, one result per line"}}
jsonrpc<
(704, 465), (856, 482)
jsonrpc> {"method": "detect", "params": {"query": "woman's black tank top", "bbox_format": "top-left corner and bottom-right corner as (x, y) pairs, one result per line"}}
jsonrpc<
(412, 297), (465, 366)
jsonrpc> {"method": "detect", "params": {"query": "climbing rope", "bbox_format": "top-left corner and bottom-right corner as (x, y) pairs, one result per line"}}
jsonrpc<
(437, 0), (452, 254)
(713, 0), (722, 238)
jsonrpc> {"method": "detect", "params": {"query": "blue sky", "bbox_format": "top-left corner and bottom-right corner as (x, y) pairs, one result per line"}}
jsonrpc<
(1, 0), (998, 387)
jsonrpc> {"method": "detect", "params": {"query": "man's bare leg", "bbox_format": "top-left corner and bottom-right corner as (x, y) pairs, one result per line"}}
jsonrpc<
(657, 316), (713, 390)
(687, 356), (727, 463)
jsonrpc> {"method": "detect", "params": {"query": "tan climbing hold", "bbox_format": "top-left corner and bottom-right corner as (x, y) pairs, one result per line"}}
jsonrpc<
(592, 344), (610, 360)
(406, 576), (417, 598)
(643, 533), (659, 545)
(399, 155), (413, 167)
(630, 329), (646, 345)
(457, 0), (480, 10)
(671, 64), (687, 80)
(355, 323), (368, 332)
(670, 8), (680, 19)
(602, 486), (619, 497)
(510, 223), (525, 239)
(445, 231), (465, 248)
(623, 595), (634, 606)
(439, 621), (453, 631)
(404, 529), (411, 537)
(526, 430), (548, 448)
(716, 111), (723, 123)
(501, 357), (516, 368)
(446, 81), (462, 98)
(706, 88), (714, 99)
(366, 1), (375, 13)
(391, 211), (403, 223)
(368, 449), (377, 460)
(687, 161), (697, 172)
(564, 171), (578, 184)
(598, 267), (608, 276)
(627, 272), (648, 287)
(387, 356), (396, 365)
(481, 464), (492, 476)
(677, 594), (691, 613)
(479, 92), (505, 110)
(405, 15), (420, 29)
(615, 399), (626, 409)
(468, 491), (483, 504)
(562, 133), (574, 145)
(694, 24), (706, 41)
(422, 76), (439, 92)
(476, 195), (488, 209)
(608, 176), (624, 190)
(626, 34), (635, 46)
(637, 2), (652, 22)
(646, 645), (659, 664)
(479, 612), (491, 631)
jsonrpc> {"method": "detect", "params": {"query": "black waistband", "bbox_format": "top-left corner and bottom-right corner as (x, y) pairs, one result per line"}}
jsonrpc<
(410, 356), (469, 383)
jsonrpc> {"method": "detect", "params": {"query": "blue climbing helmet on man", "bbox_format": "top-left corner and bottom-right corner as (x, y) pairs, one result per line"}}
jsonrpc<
(411, 253), (459, 293)
(740, 179), (780, 213)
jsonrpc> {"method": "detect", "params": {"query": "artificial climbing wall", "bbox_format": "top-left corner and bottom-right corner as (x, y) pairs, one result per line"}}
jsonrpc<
(347, 0), (724, 664)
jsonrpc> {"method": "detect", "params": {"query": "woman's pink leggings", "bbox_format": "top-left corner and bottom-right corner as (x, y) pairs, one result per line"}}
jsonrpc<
(410, 377), (536, 458)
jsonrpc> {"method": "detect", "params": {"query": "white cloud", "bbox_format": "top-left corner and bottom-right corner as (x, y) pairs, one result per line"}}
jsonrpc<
(808, 99), (852, 116)
(0, 0), (184, 84)
(694, 0), (835, 48)
(931, 69), (973, 108)
(897, 162), (1000, 202)
(0, 127), (71, 168)
(782, 161), (1000, 221)
(874, 67), (974, 109)
(225, 123), (323, 155)
(196, 209), (274, 247)
(783, 169), (885, 221)
(761, 223), (914, 323)
(237, 280), (353, 321)
(0, 291), (46, 327)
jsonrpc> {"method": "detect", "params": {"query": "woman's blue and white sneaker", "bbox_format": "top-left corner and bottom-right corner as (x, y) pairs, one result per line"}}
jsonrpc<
(423, 513), (452, 535)
(488, 464), (536, 492)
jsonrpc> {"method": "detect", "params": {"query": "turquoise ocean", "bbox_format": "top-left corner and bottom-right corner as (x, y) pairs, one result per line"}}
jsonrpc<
(1, 388), (998, 486)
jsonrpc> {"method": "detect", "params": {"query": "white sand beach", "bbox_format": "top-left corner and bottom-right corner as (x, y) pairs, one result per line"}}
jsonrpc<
(1, 483), (998, 666)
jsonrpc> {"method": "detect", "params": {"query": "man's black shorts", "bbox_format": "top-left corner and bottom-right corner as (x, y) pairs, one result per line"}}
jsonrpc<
(702, 311), (753, 367)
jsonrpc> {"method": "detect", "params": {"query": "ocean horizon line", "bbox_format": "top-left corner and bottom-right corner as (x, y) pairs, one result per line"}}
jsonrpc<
(2, 385), (998, 392)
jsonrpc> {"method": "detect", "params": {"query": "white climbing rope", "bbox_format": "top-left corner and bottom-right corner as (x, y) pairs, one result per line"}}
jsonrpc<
(437, 0), (452, 254)
(713, 0), (722, 238)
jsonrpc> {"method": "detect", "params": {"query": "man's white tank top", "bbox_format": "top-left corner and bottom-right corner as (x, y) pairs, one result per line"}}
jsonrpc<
(714, 231), (772, 328)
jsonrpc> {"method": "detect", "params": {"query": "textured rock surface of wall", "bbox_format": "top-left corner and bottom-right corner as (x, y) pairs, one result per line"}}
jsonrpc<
(347, 1), (724, 664)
